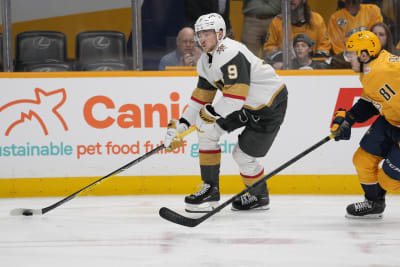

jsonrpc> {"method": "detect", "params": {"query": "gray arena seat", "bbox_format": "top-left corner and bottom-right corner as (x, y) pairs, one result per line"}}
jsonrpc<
(15, 31), (67, 71)
(76, 31), (126, 63)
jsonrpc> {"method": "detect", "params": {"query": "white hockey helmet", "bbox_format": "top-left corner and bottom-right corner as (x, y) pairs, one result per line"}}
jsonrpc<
(194, 13), (226, 42)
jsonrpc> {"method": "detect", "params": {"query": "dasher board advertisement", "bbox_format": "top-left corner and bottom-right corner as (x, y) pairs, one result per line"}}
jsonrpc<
(0, 73), (368, 179)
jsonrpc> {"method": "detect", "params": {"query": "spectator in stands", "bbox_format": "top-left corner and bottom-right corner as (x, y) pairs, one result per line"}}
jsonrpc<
(362, 0), (398, 44)
(183, 0), (234, 38)
(291, 33), (329, 69)
(158, 27), (202, 70)
(328, 0), (383, 55)
(241, 0), (281, 57)
(371, 22), (399, 55)
(263, 0), (331, 65)
(272, 33), (329, 70)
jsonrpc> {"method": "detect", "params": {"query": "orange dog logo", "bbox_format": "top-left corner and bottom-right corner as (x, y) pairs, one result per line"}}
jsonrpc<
(0, 88), (69, 136)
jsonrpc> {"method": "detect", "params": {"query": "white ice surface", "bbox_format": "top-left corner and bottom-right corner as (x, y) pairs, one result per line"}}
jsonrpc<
(1, 195), (400, 267)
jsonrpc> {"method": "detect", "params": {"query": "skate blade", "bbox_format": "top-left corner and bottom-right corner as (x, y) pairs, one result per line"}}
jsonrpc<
(231, 204), (270, 211)
(185, 201), (219, 213)
(345, 213), (383, 219)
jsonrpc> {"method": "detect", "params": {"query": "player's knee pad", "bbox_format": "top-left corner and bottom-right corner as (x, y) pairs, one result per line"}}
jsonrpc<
(232, 145), (263, 176)
(353, 147), (383, 184)
(377, 168), (400, 192)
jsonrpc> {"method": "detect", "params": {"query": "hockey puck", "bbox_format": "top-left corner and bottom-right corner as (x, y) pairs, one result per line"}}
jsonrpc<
(22, 210), (33, 216)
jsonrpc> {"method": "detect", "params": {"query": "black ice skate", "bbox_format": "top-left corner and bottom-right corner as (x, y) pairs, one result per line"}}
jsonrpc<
(185, 183), (220, 213)
(231, 192), (270, 211)
(346, 199), (386, 219)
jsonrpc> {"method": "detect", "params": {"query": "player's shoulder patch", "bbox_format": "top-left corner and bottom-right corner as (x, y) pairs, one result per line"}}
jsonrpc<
(213, 39), (240, 67)
(216, 43), (226, 55)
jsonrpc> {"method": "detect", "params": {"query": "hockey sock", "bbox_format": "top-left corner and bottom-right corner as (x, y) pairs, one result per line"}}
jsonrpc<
(361, 183), (386, 201)
(199, 149), (221, 188)
(200, 165), (220, 188)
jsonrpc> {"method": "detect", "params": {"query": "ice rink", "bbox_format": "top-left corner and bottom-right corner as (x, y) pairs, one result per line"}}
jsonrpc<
(1, 195), (400, 267)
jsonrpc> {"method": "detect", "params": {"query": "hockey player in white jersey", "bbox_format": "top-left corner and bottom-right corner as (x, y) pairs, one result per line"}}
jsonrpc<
(164, 13), (288, 212)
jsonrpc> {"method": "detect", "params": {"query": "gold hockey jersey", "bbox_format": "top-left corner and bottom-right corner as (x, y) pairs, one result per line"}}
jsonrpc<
(263, 12), (331, 56)
(360, 50), (400, 127)
(328, 4), (383, 55)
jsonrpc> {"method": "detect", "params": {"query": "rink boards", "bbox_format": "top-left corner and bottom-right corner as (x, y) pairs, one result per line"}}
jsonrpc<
(0, 70), (372, 197)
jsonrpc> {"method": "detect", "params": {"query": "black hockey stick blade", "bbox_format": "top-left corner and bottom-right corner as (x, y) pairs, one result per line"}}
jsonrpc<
(10, 127), (196, 216)
(159, 207), (200, 227)
(159, 133), (335, 227)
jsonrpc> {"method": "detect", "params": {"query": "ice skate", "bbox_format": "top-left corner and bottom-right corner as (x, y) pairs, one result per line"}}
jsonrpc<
(231, 192), (270, 211)
(185, 183), (220, 213)
(346, 199), (386, 219)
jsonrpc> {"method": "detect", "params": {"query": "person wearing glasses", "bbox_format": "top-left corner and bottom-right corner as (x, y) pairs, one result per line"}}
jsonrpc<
(158, 27), (202, 70)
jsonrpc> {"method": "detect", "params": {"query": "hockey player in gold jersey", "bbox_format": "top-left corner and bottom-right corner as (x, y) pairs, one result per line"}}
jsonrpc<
(331, 30), (400, 218)
(164, 13), (288, 212)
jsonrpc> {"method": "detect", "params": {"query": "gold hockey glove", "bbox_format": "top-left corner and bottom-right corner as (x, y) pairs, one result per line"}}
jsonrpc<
(196, 104), (220, 133)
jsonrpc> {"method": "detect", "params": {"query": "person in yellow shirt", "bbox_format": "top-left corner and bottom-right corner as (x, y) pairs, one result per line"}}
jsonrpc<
(331, 30), (400, 219)
(328, 0), (382, 55)
(263, 0), (331, 63)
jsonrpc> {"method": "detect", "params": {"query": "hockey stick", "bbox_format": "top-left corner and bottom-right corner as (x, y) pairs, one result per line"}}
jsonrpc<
(10, 127), (196, 216)
(159, 133), (336, 227)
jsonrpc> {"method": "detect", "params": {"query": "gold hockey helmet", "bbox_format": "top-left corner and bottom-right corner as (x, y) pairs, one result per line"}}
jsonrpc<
(345, 30), (381, 58)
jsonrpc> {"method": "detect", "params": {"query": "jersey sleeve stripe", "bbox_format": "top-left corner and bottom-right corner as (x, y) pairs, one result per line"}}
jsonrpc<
(191, 87), (217, 104)
(191, 96), (209, 105)
(222, 93), (246, 100)
(222, 83), (249, 99)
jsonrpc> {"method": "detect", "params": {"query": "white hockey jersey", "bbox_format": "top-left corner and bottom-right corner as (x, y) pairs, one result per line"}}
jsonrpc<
(182, 37), (285, 124)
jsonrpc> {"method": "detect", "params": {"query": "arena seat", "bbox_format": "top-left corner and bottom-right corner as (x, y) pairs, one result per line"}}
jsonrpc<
(15, 31), (67, 71)
(76, 31), (127, 64)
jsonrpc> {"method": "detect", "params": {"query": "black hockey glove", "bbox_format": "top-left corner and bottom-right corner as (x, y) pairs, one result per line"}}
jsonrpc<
(330, 108), (356, 141)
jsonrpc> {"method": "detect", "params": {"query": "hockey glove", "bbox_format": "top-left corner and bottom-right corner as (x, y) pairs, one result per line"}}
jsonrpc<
(330, 108), (355, 141)
(164, 119), (188, 152)
(196, 104), (220, 133)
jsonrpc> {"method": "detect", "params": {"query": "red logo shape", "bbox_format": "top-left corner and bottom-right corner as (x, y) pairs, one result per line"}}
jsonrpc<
(332, 87), (378, 128)
(0, 88), (68, 136)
